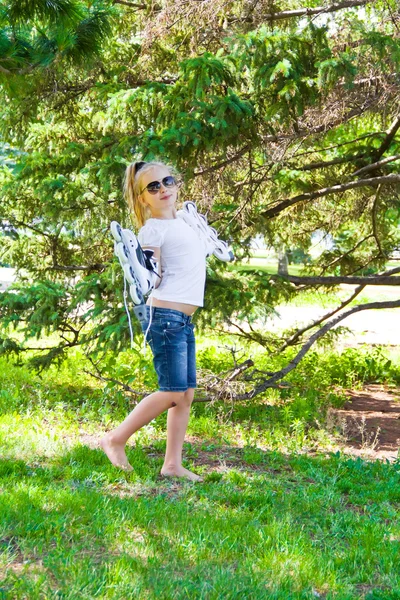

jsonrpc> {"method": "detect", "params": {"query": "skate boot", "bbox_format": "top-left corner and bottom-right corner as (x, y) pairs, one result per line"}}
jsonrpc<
(177, 201), (234, 262)
(110, 221), (159, 305)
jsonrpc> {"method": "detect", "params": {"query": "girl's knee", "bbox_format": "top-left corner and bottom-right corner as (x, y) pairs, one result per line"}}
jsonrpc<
(167, 389), (194, 408)
(168, 390), (186, 407)
(184, 388), (195, 406)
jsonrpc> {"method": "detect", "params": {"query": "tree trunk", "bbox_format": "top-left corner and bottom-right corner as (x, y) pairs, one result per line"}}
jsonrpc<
(278, 251), (289, 276)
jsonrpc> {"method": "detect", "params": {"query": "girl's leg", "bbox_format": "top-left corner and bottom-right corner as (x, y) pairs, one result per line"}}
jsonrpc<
(100, 390), (185, 470)
(161, 388), (202, 482)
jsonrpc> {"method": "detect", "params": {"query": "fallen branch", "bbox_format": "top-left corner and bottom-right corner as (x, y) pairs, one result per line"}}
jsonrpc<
(233, 298), (400, 400)
(197, 359), (254, 401)
(226, 358), (255, 381)
(278, 283), (366, 352)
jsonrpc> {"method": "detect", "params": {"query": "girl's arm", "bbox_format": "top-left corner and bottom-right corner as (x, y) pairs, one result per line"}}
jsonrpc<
(142, 246), (162, 288)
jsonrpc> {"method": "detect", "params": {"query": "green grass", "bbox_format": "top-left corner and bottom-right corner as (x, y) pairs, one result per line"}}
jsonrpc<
(1, 343), (400, 599)
(232, 258), (305, 276)
(2, 449), (400, 599)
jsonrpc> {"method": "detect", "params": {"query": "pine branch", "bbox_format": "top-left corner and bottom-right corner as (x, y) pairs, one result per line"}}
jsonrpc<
(268, 270), (400, 286)
(351, 154), (400, 178)
(194, 145), (251, 176)
(47, 263), (108, 272)
(319, 235), (374, 274)
(0, 63), (37, 76)
(198, 134), (384, 179)
(229, 0), (373, 23)
(8, 218), (53, 238)
(265, 0), (373, 20)
(224, 318), (268, 346)
(371, 184), (384, 257)
(113, 0), (148, 7)
(343, 72), (400, 88)
(293, 132), (384, 159)
(372, 114), (400, 162)
(296, 152), (367, 172)
(258, 94), (387, 148)
(261, 174), (400, 220)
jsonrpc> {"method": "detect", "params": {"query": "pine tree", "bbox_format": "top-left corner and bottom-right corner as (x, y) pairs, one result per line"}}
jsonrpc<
(0, 0), (399, 394)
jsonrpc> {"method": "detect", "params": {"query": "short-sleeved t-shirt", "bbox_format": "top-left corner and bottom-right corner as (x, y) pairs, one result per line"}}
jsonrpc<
(137, 217), (207, 307)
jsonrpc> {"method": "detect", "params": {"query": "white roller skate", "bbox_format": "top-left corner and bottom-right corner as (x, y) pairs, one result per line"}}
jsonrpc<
(177, 201), (234, 262)
(110, 221), (159, 305)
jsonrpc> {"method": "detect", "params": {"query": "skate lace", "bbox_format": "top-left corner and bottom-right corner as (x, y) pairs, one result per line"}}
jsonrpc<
(123, 277), (153, 353)
(123, 276), (134, 349)
(142, 294), (153, 353)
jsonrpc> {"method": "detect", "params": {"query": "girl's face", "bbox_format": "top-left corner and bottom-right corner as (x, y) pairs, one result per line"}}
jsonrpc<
(138, 166), (178, 218)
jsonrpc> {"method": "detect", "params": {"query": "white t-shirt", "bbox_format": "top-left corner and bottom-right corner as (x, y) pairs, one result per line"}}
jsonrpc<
(138, 217), (207, 306)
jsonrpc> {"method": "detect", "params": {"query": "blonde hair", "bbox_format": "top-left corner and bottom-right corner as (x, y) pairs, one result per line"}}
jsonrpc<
(123, 160), (180, 228)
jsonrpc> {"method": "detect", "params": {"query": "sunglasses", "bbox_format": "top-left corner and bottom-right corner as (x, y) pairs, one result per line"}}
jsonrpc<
(139, 176), (178, 195)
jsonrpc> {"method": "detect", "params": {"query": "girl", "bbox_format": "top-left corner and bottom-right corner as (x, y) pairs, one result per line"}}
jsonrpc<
(100, 160), (207, 482)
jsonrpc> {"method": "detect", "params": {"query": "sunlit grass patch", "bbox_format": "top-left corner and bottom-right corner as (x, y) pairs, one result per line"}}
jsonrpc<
(1, 448), (400, 598)
(1, 344), (400, 597)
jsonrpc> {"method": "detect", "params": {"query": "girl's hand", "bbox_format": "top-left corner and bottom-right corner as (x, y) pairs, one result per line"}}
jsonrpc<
(143, 246), (162, 288)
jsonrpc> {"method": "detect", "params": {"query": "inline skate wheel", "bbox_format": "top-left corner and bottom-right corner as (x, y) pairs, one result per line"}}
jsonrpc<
(184, 201), (198, 215)
(110, 221), (123, 242)
(115, 242), (129, 265)
(199, 214), (208, 225)
(129, 284), (141, 305)
(122, 228), (139, 252)
(123, 264), (138, 286)
(214, 242), (234, 262)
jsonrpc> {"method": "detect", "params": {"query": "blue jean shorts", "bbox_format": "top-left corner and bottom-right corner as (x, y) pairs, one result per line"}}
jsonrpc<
(138, 307), (196, 392)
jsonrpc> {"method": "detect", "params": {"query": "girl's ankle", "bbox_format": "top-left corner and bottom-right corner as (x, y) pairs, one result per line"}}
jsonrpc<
(162, 461), (181, 470)
(103, 432), (125, 446)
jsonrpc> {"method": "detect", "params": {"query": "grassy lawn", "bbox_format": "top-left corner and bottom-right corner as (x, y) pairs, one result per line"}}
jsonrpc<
(234, 257), (305, 276)
(1, 341), (400, 599)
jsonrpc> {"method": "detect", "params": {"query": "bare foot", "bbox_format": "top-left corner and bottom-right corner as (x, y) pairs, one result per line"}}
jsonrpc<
(100, 435), (133, 472)
(160, 465), (203, 482)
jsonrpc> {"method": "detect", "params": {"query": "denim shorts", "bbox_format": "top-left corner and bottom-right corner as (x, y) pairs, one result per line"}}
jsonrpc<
(138, 306), (196, 392)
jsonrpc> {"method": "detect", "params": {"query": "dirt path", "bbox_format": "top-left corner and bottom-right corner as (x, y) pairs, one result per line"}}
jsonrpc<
(331, 384), (400, 461)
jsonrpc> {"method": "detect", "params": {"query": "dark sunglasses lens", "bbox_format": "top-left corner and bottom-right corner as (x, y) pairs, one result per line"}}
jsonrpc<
(146, 181), (161, 193)
(146, 176), (177, 194)
(163, 176), (176, 187)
